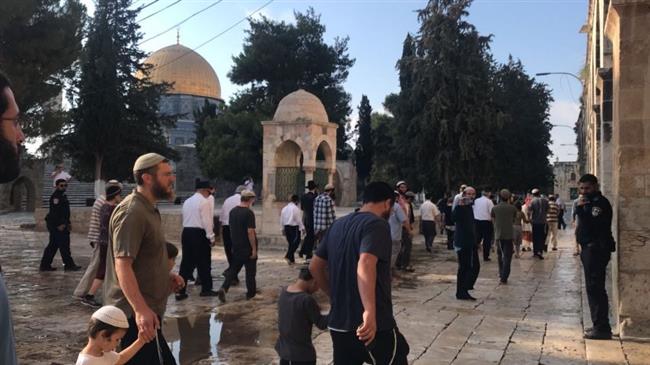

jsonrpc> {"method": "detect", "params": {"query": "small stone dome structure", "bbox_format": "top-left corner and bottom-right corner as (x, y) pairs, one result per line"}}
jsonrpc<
(273, 89), (329, 124)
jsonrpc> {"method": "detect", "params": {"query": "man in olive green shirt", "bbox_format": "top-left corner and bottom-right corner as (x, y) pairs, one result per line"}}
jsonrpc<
(103, 153), (185, 365)
(491, 189), (517, 284)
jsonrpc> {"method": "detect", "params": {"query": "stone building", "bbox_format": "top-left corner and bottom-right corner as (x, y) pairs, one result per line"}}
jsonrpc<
(143, 42), (224, 194)
(552, 161), (580, 204)
(577, 0), (650, 338)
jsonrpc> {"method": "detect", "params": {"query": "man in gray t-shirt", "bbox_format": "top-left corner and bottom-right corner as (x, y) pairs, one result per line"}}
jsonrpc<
(529, 189), (549, 259)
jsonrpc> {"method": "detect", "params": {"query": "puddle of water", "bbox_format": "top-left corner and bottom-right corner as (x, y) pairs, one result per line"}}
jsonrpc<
(163, 312), (263, 365)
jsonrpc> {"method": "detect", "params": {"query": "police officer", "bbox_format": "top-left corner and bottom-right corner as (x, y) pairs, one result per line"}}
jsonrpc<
(575, 174), (615, 340)
(39, 178), (81, 271)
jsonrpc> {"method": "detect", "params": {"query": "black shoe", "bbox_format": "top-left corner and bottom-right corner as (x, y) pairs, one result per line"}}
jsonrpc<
(194, 278), (202, 286)
(500, 279), (508, 285)
(484, 258), (491, 262)
(425, 247), (431, 253)
(39, 266), (57, 272)
(175, 293), (189, 301)
(199, 290), (219, 297)
(216, 289), (226, 303)
(552, 247), (558, 251)
(456, 293), (477, 301)
(81, 295), (101, 308)
(64, 265), (82, 272)
(232, 278), (240, 286)
(584, 329), (612, 340)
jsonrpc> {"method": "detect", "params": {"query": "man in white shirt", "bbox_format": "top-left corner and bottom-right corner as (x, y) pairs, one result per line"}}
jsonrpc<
(280, 195), (305, 265)
(220, 185), (246, 284)
(420, 194), (441, 252)
(51, 163), (72, 187)
(177, 179), (218, 300)
(473, 188), (495, 261)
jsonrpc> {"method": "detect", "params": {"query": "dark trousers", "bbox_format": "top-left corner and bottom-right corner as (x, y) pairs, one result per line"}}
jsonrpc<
(395, 229), (413, 268)
(496, 239), (514, 282)
(475, 220), (494, 260)
(40, 228), (75, 268)
(221, 257), (257, 298)
(422, 221), (436, 250)
(581, 243), (612, 333)
(468, 245), (481, 289)
(122, 316), (176, 365)
(330, 327), (409, 365)
(284, 225), (301, 262)
(532, 223), (547, 254)
(280, 360), (316, 365)
(299, 222), (315, 259)
(558, 210), (566, 230)
(179, 228), (213, 293)
(221, 226), (239, 280)
(446, 228), (455, 249)
(456, 247), (473, 296)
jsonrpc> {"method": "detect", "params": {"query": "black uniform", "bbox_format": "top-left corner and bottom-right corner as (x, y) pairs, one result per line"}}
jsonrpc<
(299, 191), (317, 258)
(575, 191), (615, 334)
(40, 189), (77, 270)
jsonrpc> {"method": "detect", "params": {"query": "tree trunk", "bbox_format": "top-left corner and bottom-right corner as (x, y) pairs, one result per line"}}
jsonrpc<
(93, 154), (104, 198)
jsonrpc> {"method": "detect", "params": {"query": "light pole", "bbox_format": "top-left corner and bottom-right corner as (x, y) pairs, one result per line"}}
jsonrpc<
(535, 72), (583, 84)
(551, 124), (574, 129)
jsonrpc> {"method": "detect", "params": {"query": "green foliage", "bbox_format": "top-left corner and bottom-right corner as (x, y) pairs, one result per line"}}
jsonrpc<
(0, 0), (85, 137)
(196, 109), (263, 183)
(228, 7), (355, 158)
(49, 0), (177, 181)
(374, 0), (553, 195)
(354, 95), (373, 185)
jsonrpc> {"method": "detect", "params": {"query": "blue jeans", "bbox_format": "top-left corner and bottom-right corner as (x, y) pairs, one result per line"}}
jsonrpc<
(0, 274), (18, 365)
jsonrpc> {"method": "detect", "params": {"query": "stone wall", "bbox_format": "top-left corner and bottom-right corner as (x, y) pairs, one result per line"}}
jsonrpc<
(0, 158), (44, 213)
(605, 0), (650, 338)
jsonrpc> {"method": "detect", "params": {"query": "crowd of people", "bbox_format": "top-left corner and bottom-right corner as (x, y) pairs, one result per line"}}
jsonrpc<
(0, 69), (617, 365)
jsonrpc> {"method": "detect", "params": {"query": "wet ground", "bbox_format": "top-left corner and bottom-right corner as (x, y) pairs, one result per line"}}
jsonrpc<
(1, 212), (648, 364)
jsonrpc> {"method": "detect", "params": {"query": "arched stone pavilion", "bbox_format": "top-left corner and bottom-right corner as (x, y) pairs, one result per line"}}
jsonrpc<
(260, 89), (338, 235)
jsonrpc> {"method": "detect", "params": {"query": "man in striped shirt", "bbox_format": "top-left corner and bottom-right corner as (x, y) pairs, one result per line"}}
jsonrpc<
(73, 180), (122, 299)
(546, 195), (560, 251)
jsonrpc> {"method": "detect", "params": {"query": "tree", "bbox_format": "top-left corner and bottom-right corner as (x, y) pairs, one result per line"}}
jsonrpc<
(369, 111), (399, 184)
(354, 95), (373, 188)
(228, 8), (355, 158)
(0, 0), (85, 137)
(196, 109), (263, 183)
(50, 0), (176, 183)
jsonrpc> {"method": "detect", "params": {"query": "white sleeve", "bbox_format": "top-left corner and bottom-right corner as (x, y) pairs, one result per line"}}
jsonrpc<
(200, 199), (215, 241)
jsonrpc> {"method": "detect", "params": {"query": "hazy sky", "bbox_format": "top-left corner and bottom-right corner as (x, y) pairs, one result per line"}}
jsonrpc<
(80, 0), (586, 161)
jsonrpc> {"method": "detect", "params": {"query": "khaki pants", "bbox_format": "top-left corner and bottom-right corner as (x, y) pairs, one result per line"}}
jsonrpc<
(546, 223), (558, 249)
(73, 243), (100, 297)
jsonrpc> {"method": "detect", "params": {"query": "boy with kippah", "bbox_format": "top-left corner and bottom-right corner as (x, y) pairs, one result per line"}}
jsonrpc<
(77, 305), (145, 365)
(275, 267), (329, 365)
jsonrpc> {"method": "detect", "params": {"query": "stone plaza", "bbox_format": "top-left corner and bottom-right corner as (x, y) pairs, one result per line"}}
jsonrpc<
(1, 213), (648, 365)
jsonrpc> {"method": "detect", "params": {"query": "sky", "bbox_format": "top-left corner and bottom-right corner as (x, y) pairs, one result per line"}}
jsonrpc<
(79, 0), (587, 162)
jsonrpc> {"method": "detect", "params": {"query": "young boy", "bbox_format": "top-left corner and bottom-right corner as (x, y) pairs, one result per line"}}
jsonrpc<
(166, 242), (179, 272)
(77, 306), (145, 365)
(275, 267), (329, 365)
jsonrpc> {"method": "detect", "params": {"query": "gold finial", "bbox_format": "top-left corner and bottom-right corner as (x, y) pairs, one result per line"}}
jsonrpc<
(176, 28), (180, 45)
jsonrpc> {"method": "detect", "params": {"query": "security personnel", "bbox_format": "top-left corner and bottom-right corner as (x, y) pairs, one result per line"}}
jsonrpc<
(40, 178), (81, 271)
(575, 174), (615, 340)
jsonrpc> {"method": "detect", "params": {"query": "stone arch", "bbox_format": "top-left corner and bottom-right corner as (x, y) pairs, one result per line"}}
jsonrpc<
(274, 140), (305, 201)
(10, 176), (36, 212)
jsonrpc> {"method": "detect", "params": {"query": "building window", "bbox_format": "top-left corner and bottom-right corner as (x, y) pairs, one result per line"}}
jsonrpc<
(570, 173), (576, 181)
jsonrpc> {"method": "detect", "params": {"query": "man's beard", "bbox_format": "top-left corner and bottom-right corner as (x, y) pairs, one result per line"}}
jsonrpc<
(152, 176), (174, 201)
(0, 135), (20, 183)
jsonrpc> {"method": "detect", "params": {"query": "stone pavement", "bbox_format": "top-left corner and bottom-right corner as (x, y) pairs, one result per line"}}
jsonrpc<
(0, 212), (648, 364)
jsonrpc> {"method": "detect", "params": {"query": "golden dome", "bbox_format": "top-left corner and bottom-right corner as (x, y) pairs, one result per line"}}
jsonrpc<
(143, 44), (221, 100)
(273, 89), (329, 124)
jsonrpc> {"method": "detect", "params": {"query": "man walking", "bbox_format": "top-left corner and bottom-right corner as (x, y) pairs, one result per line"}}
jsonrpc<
(104, 153), (185, 364)
(280, 195), (304, 265)
(220, 185), (245, 284)
(546, 195), (560, 251)
(310, 182), (410, 364)
(0, 70), (24, 365)
(453, 187), (478, 300)
(39, 178), (81, 272)
(177, 179), (218, 300)
(217, 190), (259, 302)
(396, 190), (416, 271)
(313, 184), (336, 238)
(575, 174), (615, 340)
(491, 189), (517, 284)
(389, 197), (409, 270)
(473, 189), (495, 261)
(74, 180), (122, 299)
(529, 188), (549, 259)
(299, 181), (318, 259)
(420, 193), (441, 253)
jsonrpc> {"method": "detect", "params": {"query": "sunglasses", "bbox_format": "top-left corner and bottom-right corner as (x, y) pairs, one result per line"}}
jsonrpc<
(58, 184), (68, 188)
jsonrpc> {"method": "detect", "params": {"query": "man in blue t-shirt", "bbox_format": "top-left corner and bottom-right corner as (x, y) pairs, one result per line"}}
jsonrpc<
(310, 182), (410, 364)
